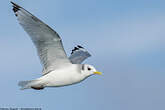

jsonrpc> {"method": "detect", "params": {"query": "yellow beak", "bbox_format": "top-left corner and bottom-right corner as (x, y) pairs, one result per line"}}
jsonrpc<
(94, 71), (102, 75)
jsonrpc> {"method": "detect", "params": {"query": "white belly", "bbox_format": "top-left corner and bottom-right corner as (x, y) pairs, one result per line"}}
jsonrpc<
(39, 67), (85, 87)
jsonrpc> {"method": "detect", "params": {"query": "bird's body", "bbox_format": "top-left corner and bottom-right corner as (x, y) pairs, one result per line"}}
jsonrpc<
(11, 2), (101, 90)
(19, 64), (93, 90)
(39, 64), (85, 87)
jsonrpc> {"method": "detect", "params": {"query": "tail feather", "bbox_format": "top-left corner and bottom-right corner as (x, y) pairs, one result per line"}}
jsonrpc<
(18, 80), (40, 90)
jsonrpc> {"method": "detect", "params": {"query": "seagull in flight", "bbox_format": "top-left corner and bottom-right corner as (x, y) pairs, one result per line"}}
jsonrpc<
(11, 2), (102, 90)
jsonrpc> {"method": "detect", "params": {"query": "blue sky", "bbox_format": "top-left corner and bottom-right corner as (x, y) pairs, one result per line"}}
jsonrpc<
(0, 0), (165, 110)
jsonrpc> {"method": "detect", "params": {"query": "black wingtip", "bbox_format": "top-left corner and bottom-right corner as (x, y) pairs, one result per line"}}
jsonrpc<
(10, 1), (15, 5)
(10, 1), (20, 7)
(77, 45), (83, 48)
(71, 47), (78, 54)
(71, 45), (84, 54)
(11, 1), (21, 13)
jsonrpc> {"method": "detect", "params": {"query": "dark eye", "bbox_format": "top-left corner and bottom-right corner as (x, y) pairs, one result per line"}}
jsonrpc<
(88, 67), (91, 71)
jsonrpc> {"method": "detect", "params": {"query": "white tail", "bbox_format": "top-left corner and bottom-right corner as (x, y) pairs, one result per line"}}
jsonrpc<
(18, 80), (44, 90)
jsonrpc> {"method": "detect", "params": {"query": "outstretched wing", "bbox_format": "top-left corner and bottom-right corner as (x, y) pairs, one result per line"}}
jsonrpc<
(11, 2), (71, 73)
(69, 45), (91, 64)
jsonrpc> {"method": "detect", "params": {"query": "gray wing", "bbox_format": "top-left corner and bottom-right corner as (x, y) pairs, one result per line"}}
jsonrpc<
(11, 2), (71, 74)
(69, 45), (91, 64)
